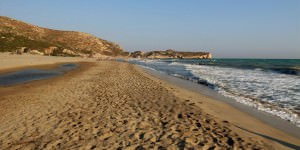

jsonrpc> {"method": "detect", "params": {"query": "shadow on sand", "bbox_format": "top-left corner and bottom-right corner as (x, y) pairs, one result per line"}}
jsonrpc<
(234, 125), (300, 149)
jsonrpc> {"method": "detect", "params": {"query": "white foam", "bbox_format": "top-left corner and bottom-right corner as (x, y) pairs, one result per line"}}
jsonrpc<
(184, 64), (300, 127)
(169, 62), (181, 66)
(131, 59), (300, 127)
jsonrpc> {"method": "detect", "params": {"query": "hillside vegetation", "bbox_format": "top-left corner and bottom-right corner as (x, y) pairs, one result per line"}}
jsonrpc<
(0, 16), (127, 56)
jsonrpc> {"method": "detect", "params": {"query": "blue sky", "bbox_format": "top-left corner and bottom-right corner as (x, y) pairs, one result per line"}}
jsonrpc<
(1, 0), (299, 58)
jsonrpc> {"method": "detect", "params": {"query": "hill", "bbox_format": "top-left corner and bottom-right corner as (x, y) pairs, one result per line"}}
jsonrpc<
(130, 49), (212, 59)
(0, 16), (128, 57)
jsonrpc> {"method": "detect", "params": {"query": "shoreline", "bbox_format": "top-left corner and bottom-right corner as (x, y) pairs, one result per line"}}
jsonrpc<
(143, 68), (300, 139)
(0, 52), (90, 73)
(0, 59), (299, 149)
(0, 61), (96, 97)
(129, 58), (300, 128)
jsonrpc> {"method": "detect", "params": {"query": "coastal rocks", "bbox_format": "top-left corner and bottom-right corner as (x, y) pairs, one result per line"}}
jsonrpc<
(62, 49), (77, 56)
(130, 51), (144, 58)
(180, 53), (212, 59)
(11, 47), (44, 55)
(130, 49), (213, 59)
(16, 47), (30, 54)
(44, 46), (58, 55)
(29, 50), (44, 55)
(207, 53), (212, 59)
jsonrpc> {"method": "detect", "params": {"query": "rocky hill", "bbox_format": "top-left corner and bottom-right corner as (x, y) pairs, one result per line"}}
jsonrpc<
(0, 16), (128, 57)
(130, 49), (212, 59)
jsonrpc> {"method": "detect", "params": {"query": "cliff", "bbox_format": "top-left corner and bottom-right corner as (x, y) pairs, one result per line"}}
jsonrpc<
(130, 49), (212, 59)
(0, 16), (128, 57)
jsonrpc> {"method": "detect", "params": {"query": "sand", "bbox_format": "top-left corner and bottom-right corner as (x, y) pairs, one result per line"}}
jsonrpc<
(0, 52), (87, 72)
(0, 55), (299, 149)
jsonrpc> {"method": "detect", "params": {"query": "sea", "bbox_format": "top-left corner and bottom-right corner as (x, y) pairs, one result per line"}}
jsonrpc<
(129, 58), (300, 127)
(0, 63), (78, 86)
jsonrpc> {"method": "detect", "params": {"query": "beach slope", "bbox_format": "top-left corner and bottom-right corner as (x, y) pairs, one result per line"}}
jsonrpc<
(0, 61), (299, 149)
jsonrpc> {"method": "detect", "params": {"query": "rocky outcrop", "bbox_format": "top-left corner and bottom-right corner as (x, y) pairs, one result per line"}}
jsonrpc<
(44, 46), (58, 55)
(130, 51), (144, 58)
(62, 49), (77, 56)
(16, 47), (30, 54)
(0, 16), (126, 56)
(30, 50), (44, 55)
(131, 49), (212, 59)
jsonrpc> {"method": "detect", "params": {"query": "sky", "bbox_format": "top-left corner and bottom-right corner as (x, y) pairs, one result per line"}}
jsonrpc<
(0, 0), (299, 58)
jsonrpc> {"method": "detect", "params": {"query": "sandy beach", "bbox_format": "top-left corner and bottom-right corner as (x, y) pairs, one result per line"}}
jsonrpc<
(0, 52), (88, 73)
(0, 55), (299, 149)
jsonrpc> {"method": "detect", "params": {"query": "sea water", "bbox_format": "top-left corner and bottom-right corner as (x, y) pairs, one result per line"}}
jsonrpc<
(129, 59), (300, 127)
(0, 63), (78, 86)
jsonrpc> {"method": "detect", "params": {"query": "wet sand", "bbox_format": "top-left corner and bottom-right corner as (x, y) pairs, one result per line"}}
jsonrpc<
(0, 52), (87, 73)
(146, 69), (300, 139)
(0, 60), (299, 149)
